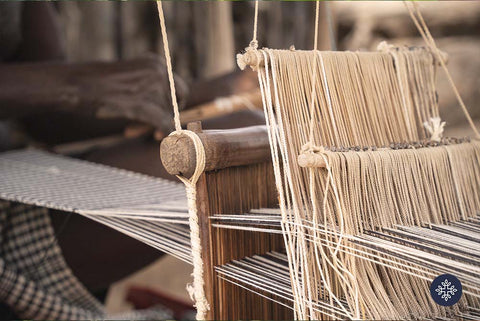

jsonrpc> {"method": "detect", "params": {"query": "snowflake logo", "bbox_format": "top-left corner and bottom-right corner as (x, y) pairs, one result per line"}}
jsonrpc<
(435, 279), (458, 302)
(430, 274), (462, 306)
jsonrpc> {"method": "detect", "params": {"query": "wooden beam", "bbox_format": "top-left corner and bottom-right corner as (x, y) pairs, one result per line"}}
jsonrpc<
(237, 47), (448, 70)
(160, 123), (270, 178)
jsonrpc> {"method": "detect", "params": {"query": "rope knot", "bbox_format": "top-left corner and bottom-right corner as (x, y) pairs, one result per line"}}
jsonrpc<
(167, 129), (208, 319)
(236, 47), (261, 71)
(301, 142), (325, 155)
(376, 40), (395, 53)
(423, 117), (446, 142)
(298, 143), (327, 168)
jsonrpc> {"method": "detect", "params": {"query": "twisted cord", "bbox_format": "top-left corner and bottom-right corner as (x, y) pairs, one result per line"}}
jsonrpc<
(156, 2), (209, 319)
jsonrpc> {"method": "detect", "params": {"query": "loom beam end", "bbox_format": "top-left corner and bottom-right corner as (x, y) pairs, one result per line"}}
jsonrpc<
(237, 51), (264, 70)
(298, 153), (326, 168)
(160, 124), (271, 178)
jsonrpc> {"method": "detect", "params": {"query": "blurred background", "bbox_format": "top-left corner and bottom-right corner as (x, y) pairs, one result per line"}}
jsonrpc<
(55, 1), (480, 130)
(1, 0), (479, 317)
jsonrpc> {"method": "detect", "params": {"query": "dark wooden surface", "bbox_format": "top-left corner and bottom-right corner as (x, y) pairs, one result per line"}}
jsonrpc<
(201, 163), (292, 320)
(195, 174), (215, 320)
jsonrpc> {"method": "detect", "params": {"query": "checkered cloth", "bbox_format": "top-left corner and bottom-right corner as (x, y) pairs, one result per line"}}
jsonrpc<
(0, 201), (172, 320)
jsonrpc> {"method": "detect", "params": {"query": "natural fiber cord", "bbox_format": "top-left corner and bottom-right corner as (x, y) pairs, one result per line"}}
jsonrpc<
(156, 2), (209, 319)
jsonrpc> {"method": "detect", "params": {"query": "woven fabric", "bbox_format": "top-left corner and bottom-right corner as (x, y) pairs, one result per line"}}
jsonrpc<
(0, 149), (187, 318)
(0, 201), (103, 319)
(0, 149), (186, 213)
(0, 201), (172, 320)
(0, 149), (192, 263)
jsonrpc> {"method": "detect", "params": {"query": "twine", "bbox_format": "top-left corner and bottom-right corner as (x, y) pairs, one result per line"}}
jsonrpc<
(156, 2), (209, 319)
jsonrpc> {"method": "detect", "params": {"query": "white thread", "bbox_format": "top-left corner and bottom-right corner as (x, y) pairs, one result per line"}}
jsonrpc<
(423, 117), (445, 142)
(404, 1), (480, 139)
(156, 2), (209, 319)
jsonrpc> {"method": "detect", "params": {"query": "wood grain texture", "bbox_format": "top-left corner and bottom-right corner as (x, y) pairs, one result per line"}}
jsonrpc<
(160, 124), (270, 178)
(199, 162), (292, 320)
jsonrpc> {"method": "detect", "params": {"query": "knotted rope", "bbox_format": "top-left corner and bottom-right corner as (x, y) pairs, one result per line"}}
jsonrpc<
(404, 1), (480, 139)
(236, 1), (261, 71)
(156, 2), (209, 319)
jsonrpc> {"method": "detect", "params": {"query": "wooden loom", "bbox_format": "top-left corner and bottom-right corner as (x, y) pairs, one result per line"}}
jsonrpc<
(161, 122), (480, 320)
(157, 2), (480, 320)
(0, 2), (473, 318)
(160, 109), (480, 320)
(3, 1), (478, 319)
(160, 124), (480, 320)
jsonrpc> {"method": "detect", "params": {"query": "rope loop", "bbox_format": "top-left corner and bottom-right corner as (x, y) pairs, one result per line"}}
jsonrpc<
(169, 130), (206, 185)
(167, 129), (208, 320)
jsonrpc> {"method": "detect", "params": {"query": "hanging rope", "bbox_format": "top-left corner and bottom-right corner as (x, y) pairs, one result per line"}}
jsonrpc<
(304, 2), (359, 319)
(307, 1), (321, 144)
(404, 1), (480, 139)
(250, 0), (259, 50)
(236, 1), (261, 71)
(156, 2), (181, 132)
(156, 2), (209, 319)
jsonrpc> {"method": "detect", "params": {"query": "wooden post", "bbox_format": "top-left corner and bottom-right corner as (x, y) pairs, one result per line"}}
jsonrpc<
(195, 173), (215, 320)
(237, 47), (448, 71)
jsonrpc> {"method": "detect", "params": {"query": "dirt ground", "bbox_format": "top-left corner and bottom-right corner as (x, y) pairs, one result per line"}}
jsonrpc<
(105, 255), (192, 314)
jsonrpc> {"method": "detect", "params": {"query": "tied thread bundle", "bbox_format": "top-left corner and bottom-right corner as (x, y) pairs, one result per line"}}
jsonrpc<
(240, 8), (480, 320)
(156, 2), (209, 319)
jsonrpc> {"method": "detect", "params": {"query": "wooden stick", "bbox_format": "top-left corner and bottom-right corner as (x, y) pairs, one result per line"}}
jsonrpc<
(180, 90), (262, 125)
(160, 122), (270, 178)
(53, 134), (133, 156)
